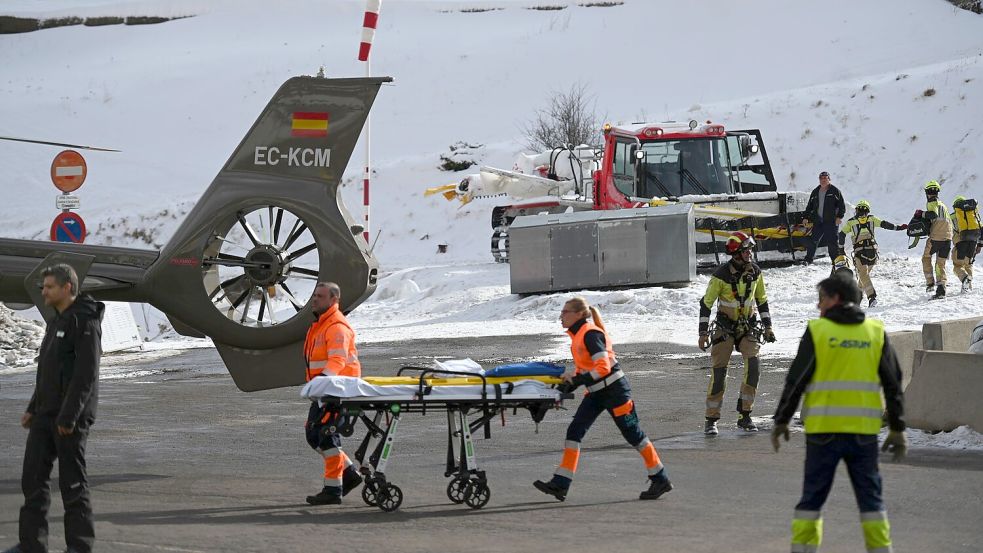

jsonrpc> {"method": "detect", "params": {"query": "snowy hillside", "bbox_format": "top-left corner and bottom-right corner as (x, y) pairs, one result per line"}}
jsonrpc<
(0, 0), (982, 348)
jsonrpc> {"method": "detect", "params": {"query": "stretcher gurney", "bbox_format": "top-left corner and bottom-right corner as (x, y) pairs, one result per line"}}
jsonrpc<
(300, 366), (571, 512)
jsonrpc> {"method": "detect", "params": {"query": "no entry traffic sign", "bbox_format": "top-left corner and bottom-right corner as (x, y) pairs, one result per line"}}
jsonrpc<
(50, 211), (87, 243)
(50, 150), (87, 192)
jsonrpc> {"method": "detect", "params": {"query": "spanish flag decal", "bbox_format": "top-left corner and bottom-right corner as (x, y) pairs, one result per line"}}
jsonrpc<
(291, 112), (329, 137)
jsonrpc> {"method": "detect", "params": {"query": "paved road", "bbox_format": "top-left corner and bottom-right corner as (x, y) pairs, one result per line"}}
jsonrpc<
(2, 336), (980, 552)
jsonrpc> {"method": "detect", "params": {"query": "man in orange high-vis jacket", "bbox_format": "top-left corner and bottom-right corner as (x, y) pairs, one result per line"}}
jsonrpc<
(533, 297), (673, 502)
(303, 282), (363, 506)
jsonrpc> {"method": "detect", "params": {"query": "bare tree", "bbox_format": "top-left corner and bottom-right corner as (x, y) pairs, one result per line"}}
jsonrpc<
(523, 83), (601, 151)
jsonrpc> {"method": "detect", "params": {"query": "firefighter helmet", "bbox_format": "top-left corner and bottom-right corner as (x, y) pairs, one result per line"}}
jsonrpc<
(924, 180), (941, 192)
(855, 200), (871, 215)
(725, 231), (755, 255)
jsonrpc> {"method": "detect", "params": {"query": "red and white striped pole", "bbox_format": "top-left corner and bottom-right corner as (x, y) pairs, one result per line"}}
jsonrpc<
(358, 0), (381, 244)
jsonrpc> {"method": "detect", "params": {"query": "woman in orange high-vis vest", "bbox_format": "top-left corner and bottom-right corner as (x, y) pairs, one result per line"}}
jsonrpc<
(303, 282), (363, 506)
(534, 297), (673, 502)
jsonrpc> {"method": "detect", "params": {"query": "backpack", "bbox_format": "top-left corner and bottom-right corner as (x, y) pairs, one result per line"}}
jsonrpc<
(953, 198), (980, 232)
(906, 216), (930, 238)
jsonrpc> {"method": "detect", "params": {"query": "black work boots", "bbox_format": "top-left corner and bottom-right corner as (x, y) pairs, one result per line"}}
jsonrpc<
(306, 486), (342, 505)
(737, 413), (759, 432)
(639, 477), (673, 500)
(533, 480), (568, 502)
(933, 284), (946, 299)
(704, 418), (719, 435)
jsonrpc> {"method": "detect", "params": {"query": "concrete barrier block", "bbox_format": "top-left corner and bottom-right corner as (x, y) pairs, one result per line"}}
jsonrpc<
(905, 350), (983, 433)
(922, 316), (982, 351)
(887, 329), (922, 391)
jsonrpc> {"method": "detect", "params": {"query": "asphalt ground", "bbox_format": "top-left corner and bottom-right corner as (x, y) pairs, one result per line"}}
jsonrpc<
(2, 336), (981, 553)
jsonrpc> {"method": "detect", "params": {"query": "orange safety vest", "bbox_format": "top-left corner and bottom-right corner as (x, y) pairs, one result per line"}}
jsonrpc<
(304, 304), (361, 382)
(567, 321), (617, 385)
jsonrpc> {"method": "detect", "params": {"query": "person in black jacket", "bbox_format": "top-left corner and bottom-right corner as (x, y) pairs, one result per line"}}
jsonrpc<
(802, 171), (846, 265)
(5, 264), (104, 553)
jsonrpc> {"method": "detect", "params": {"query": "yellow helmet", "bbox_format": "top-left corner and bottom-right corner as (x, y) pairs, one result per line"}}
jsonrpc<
(924, 180), (941, 192)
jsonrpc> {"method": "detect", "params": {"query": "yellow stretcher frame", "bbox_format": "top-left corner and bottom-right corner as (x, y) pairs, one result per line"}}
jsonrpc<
(363, 375), (563, 386)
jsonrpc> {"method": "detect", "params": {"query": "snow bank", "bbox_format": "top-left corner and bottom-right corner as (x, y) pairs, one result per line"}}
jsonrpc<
(0, 304), (44, 370)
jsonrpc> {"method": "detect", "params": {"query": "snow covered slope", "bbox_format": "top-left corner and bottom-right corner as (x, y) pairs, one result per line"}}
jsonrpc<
(0, 0), (981, 347)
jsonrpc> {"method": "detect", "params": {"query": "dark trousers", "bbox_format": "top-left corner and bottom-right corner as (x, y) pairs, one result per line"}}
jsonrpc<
(795, 433), (884, 513)
(805, 220), (840, 262)
(19, 415), (94, 553)
(305, 401), (342, 451)
(565, 378), (646, 447)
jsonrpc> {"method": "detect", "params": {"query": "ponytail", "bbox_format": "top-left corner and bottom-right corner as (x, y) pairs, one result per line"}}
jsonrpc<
(566, 296), (607, 333)
(588, 305), (606, 333)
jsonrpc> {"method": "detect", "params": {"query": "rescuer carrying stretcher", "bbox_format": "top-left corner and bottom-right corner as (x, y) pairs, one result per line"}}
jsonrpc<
(303, 282), (365, 506)
(534, 297), (673, 502)
(698, 231), (776, 435)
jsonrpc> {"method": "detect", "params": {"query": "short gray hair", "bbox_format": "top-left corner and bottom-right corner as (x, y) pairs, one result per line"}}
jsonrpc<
(315, 281), (340, 299)
(41, 263), (79, 296)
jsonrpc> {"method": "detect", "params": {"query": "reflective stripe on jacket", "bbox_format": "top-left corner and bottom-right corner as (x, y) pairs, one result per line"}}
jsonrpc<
(699, 261), (770, 332)
(567, 321), (617, 383)
(925, 200), (953, 240)
(841, 215), (881, 245)
(304, 304), (361, 382)
(803, 318), (885, 434)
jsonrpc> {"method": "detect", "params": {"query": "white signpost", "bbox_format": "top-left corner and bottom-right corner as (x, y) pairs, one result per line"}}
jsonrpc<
(55, 194), (81, 210)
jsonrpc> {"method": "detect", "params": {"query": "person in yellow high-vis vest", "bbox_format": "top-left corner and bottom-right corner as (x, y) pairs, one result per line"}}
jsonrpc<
(950, 195), (981, 292)
(772, 273), (906, 553)
(302, 282), (364, 506)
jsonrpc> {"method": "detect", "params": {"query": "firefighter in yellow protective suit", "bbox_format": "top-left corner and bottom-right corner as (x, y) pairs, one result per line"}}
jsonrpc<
(919, 180), (953, 299)
(303, 282), (363, 506)
(837, 200), (908, 308)
(772, 272), (906, 553)
(698, 231), (776, 435)
(950, 195), (981, 292)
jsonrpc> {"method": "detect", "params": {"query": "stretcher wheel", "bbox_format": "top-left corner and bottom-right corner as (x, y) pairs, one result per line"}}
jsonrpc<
(361, 482), (379, 507)
(446, 477), (468, 504)
(377, 484), (403, 512)
(464, 482), (490, 510)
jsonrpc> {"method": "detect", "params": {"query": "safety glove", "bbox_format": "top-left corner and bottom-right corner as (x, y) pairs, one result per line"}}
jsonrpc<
(881, 430), (907, 461)
(698, 334), (710, 351)
(771, 423), (790, 452)
(763, 327), (777, 343)
(897, 224), (908, 230)
(557, 381), (579, 394)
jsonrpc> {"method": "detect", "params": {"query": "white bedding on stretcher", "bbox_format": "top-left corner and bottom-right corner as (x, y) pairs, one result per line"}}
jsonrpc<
(300, 375), (560, 402)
